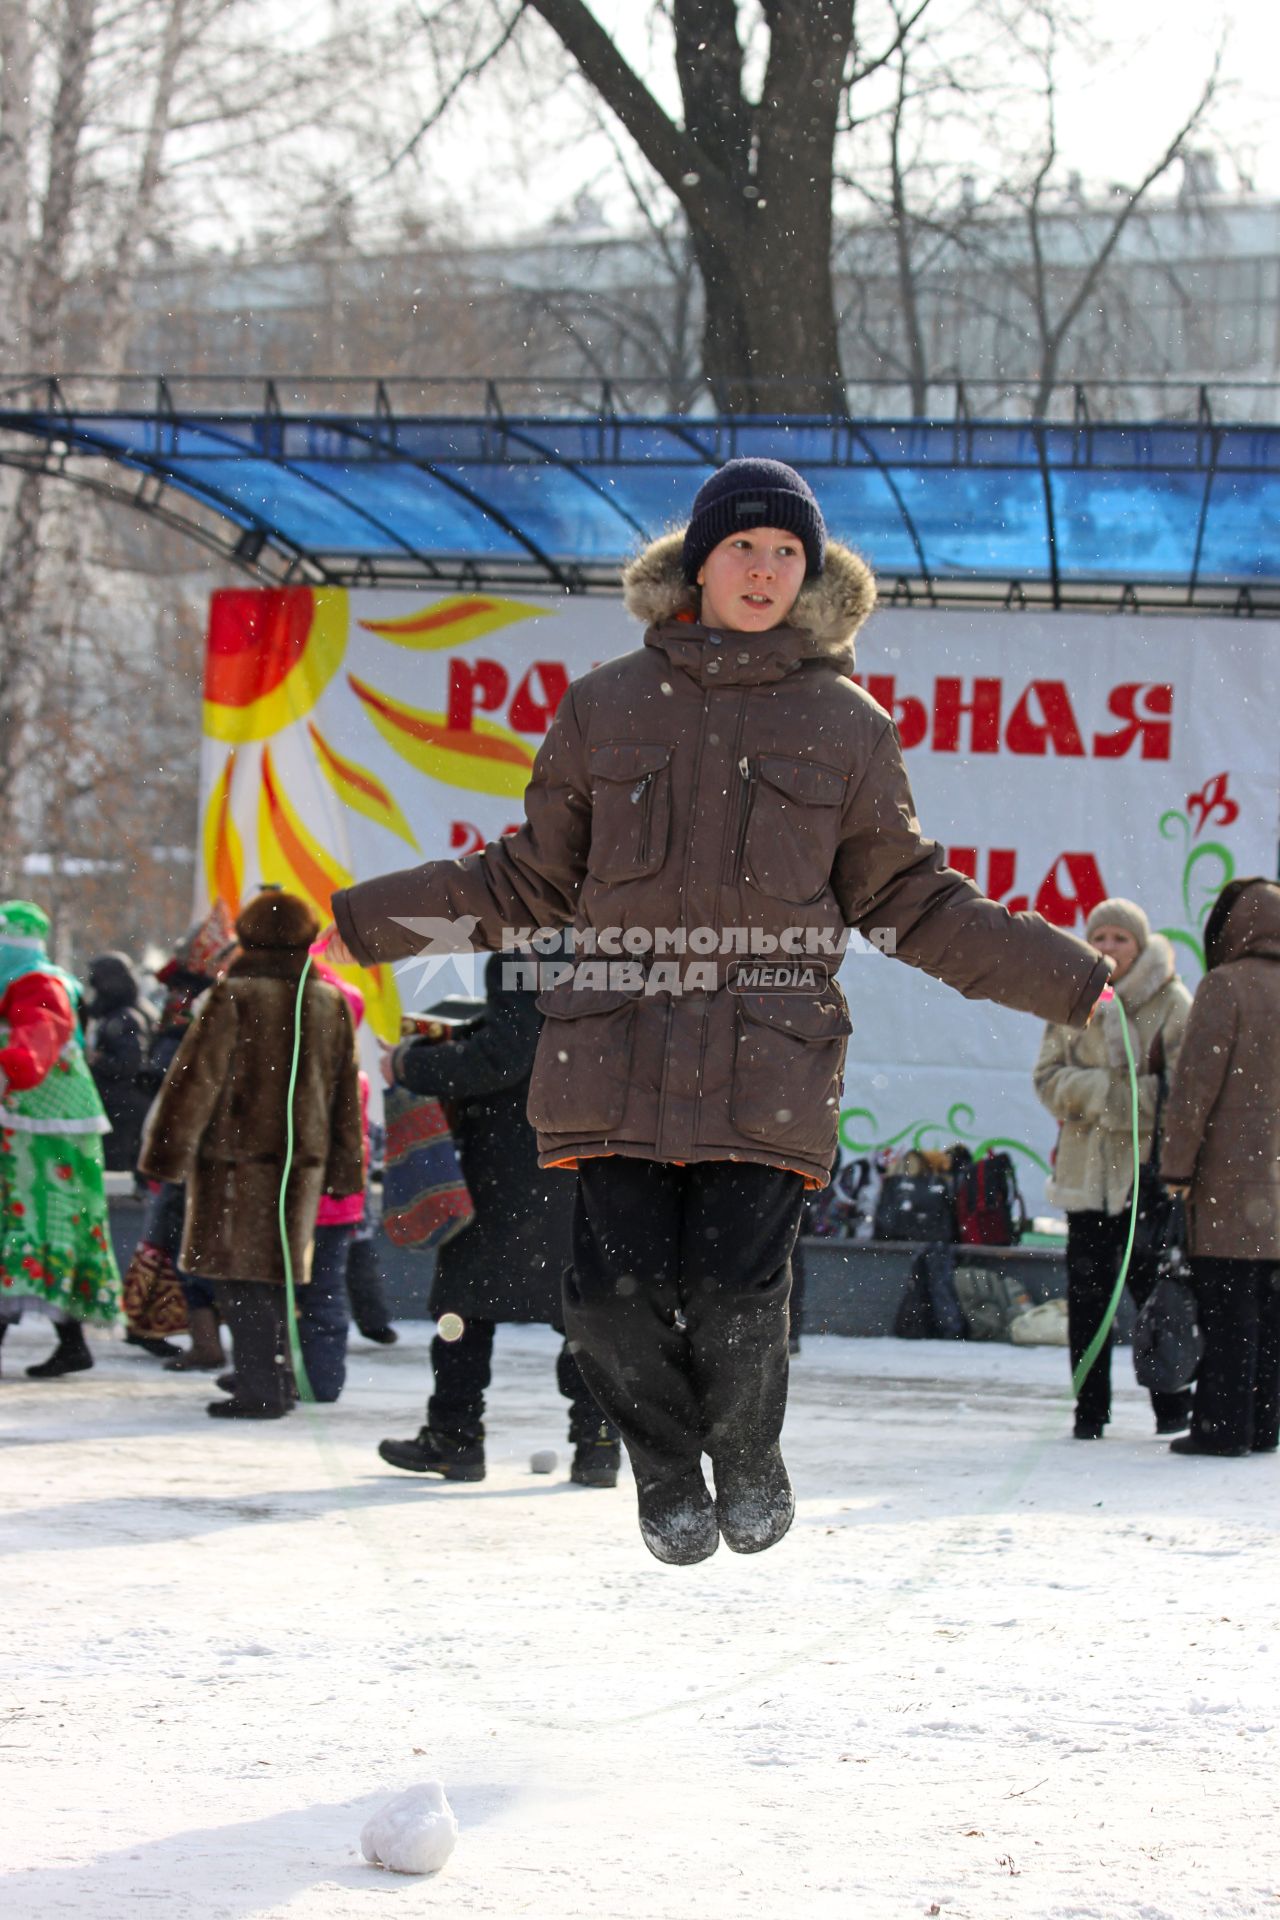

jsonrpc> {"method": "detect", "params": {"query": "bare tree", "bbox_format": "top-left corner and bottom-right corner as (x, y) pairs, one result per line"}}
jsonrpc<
(0, 0), (403, 923)
(401, 0), (932, 413)
(1001, 3), (1223, 414)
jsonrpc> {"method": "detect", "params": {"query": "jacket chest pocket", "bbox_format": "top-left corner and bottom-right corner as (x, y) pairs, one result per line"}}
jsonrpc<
(587, 741), (674, 883)
(733, 755), (847, 904)
(731, 990), (852, 1157)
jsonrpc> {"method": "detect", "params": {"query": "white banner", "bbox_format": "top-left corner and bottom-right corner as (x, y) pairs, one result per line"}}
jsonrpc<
(199, 589), (1278, 1211)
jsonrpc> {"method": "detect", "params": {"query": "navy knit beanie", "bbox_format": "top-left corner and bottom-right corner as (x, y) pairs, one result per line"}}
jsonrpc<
(681, 458), (826, 584)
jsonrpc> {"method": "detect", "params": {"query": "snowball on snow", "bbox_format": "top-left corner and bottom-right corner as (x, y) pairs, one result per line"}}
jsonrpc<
(360, 1782), (458, 1875)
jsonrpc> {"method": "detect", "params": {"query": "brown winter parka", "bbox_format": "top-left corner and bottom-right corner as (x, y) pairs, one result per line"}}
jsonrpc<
(1161, 879), (1280, 1260)
(139, 914), (364, 1283)
(332, 535), (1109, 1187)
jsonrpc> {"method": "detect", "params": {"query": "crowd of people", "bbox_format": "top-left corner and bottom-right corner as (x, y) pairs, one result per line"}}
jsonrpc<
(2, 459), (1277, 1568)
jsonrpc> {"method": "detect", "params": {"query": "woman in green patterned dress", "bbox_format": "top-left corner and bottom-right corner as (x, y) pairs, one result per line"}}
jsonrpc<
(0, 900), (121, 1377)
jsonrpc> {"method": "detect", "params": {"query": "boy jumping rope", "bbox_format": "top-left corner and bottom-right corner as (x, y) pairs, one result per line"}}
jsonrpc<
(327, 459), (1109, 1565)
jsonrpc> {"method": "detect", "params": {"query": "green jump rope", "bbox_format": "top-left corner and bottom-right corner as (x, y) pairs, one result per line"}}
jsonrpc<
(279, 952), (316, 1404)
(276, 964), (1140, 1416)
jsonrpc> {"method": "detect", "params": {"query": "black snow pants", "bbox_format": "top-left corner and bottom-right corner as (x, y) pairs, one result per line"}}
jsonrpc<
(214, 1281), (294, 1414)
(427, 1315), (618, 1447)
(1067, 1209), (1193, 1431)
(563, 1158), (805, 1488)
(1188, 1257), (1280, 1454)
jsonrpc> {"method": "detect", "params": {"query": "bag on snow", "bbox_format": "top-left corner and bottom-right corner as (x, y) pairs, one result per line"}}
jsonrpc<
(952, 1265), (1033, 1342)
(1132, 1270), (1203, 1394)
(953, 1151), (1027, 1248)
(874, 1172), (955, 1243)
(1009, 1298), (1069, 1346)
(1133, 1165), (1186, 1263)
(381, 1087), (475, 1251)
(121, 1239), (189, 1338)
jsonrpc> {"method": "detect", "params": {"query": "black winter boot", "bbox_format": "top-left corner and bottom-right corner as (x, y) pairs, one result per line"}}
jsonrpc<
(570, 1427), (622, 1489)
(635, 1469), (719, 1565)
(378, 1427), (486, 1481)
(357, 1324), (398, 1345)
(207, 1396), (291, 1420)
(713, 1443), (795, 1554)
(125, 1331), (183, 1360)
(26, 1319), (94, 1378)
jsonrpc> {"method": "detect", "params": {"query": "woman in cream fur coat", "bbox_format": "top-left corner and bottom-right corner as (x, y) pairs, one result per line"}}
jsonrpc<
(1034, 898), (1191, 1440)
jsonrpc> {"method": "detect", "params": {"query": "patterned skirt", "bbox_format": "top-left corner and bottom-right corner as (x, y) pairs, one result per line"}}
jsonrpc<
(0, 1125), (122, 1324)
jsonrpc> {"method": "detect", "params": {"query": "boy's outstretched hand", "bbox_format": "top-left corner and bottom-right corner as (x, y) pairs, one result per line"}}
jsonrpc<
(320, 925), (359, 969)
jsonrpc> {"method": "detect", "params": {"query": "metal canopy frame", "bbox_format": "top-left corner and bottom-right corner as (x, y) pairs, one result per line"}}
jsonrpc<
(0, 375), (1277, 614)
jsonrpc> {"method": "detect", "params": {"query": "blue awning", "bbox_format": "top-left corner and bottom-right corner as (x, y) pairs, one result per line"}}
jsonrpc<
(1, 397), (1276, 608)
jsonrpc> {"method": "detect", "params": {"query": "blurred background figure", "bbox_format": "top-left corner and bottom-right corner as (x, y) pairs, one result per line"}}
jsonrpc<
(139, 890), (363, 1420)
(376, 951), (621, 1488)
(1034, 897), (1192, 1441)
(343, 1127), (398, 1346)
(123, 904), (237, 1368)
(1162, 879), (1280, 1458)
(0, 901), (121, 1378)
(83, 951), (156, 1176)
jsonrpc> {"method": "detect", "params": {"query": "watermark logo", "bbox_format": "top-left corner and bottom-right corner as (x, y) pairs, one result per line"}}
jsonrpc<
(391, 914), (482, 1000)
(389, 916), (894, 1000)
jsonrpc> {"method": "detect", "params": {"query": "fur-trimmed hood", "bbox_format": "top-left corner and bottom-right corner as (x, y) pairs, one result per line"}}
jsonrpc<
(621, 531), (876, 666)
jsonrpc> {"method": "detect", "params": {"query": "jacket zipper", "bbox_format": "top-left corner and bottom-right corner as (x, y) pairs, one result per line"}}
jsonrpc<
(639, 773), (654, 867)
(724, 755), (757, 887)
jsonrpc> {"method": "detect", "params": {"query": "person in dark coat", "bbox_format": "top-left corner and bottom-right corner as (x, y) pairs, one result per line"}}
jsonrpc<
(84, 952), (156, 1173)
(377, 952), (620, 1488)
(139, 890), (363, 1419)
(1161, 878), (1280, 1457)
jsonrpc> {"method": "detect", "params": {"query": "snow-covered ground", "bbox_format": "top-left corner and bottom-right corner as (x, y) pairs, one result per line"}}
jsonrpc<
(2, 1318), (1277, 1919)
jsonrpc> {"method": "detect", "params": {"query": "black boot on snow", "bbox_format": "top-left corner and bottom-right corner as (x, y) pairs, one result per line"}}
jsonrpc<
(713, 1444), (795, 1554)
(357, 1324), (398, 1345)
(207, 1397), (291, 1420)
(635, 1470), (719, 1565)
(570, 1434), (622, 1489)
(378, 1427), (486, 1481)
(26, 1320), (94, 1379)
(125, 1331), (183, 1360)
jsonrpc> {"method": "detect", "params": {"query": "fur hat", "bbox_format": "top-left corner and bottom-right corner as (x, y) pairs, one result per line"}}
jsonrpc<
(1085, 897), (1150, 951)
(235, 889), (320, 951)
(681, 458), (826, 583)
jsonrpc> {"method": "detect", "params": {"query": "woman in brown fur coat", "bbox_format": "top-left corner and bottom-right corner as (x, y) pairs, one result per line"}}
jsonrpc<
(1034, 897), (1192, 1441)
(140, 889), (363, 1419)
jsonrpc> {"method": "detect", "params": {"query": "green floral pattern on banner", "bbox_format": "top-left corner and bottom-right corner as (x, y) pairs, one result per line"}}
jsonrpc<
(1158, 801), (1236, 976)
(838, 1101), (1050, 1176)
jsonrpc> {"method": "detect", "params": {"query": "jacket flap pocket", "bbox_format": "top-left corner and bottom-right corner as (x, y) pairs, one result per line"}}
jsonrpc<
(756, 756), (846, 807)
(735, 991), (852, 1042)
(535, 979), (641, 1021)
(589, 740), (674, 783)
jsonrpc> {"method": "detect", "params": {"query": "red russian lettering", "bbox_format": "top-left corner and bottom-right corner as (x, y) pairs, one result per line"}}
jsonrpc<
(446, 658), (508, 731)
(450, 820), (484, 854)
(1034, 853), (1108, 928)
(861, 674), (928, 750)
(1005, 681), (1086, 756)
(933, 677), (1002, 753)
(509, 661), (571, 732)
(1092, 682), (1173, 760)
(946, 847), (1028, 911)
